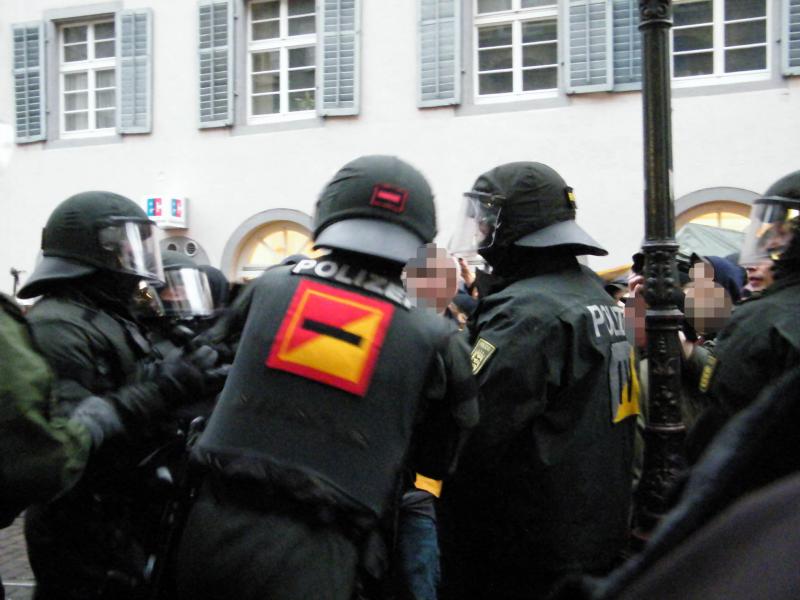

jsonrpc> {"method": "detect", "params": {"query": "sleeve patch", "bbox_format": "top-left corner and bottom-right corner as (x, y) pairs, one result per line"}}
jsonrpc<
(470, 337), (497, 375)
(698, 355), (717, 393)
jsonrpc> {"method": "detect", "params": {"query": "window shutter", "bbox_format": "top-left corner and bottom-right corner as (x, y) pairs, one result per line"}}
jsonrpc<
(567, 0), (613, 93)
(418, 0), (461, 107)
(784, 0), (800, 75)
(117, 9), (152, 134)
(198, 0), (233, 127)
(612, 0), (642, 87)
(13, 22), (46, 143)
(319, 0), (360, 116)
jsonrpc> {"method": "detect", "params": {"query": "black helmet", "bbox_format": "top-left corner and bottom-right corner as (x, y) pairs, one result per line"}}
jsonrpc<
(450, 162), (606, 264)
(313, 155), (437, 263)
(155, 250), (214, 319)
(18, 191), (164, 298)
(740, 170), (800, 267)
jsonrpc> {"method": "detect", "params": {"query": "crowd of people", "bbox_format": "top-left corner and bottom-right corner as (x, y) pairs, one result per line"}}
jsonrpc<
(1, 157), (798, 600)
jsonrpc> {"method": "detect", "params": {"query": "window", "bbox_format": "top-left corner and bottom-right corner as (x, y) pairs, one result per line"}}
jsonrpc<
(677, 200), (752, 230)
(672, 0), (769, 80)
(474, 0), (559, 100)
(248, 0), (317, 122)
(59, 20), (117, 136)
(235, 220), (322, 280)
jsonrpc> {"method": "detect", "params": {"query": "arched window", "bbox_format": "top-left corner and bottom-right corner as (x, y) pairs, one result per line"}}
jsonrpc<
(235, 219), (319, 280)
(675, 187), (758, 232)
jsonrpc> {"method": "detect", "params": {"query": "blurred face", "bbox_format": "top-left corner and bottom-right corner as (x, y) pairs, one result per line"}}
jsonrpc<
(684, 261), (733, 336)
(405, 244), (459, 313)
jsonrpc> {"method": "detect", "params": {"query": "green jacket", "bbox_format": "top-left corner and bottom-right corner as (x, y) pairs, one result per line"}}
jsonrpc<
(0, 295), (90, 527)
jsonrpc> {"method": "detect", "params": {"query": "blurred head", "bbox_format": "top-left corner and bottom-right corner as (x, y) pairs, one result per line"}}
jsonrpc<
(684, 259), (734, 336)
(313, 155), (436, 265)
(404, 244), (458, 314)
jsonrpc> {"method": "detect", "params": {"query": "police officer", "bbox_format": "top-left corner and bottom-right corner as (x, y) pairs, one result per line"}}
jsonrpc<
(440, 162), (639, 599)
(16, 191), (221, 600)
(174, 155), (479, 600)
(690, 170), (800, 429)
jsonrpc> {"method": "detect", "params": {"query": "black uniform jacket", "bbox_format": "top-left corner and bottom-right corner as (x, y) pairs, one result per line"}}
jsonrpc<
(440, 260), (638, 598)
(196, 255), (479, 521)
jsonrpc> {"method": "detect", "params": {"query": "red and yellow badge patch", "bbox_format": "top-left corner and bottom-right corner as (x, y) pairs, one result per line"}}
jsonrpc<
(266, 280), (394, 397)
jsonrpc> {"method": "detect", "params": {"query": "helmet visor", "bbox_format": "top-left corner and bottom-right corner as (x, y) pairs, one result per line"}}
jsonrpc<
(448, 192), (504, 258)
(98, 220), (164, 283)
(740, 201), (800, 265)
(159, 267), (214, 319)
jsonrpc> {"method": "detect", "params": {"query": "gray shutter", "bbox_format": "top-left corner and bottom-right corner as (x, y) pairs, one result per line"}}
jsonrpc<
(319, 0), (360, 116)
(612, 0), (642, 87)
(198, 0), (233, 127)
(567, 0), (613, 93)
(784, 0), (800, 75)
(13, 22), (46, 143)
(117, 9), (152, 134)
(418, 0), (461, 107)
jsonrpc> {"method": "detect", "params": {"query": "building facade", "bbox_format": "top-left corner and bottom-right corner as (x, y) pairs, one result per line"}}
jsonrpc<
(1, 0), (799, 293)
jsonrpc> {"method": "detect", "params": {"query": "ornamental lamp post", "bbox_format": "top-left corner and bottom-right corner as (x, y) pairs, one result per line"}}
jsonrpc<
(633, 0), (687, 541)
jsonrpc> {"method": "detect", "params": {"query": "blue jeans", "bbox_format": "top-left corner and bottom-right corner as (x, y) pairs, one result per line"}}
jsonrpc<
(397, 510), (440, 600)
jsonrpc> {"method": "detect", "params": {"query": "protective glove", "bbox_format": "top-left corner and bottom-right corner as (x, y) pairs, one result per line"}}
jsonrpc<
(71, 395), (125, 450)
(156, 345), (221, 405)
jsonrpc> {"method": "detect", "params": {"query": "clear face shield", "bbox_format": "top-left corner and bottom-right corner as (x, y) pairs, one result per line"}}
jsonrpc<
(158, 267), (215, 319)
(98, 218), (164, 283)
(448, 192), (504, 258)
(739, 201), (800, 266)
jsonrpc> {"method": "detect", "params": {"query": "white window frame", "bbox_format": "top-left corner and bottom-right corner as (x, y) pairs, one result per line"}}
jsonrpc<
(247, 0), (317, 124)
(59, 18), (117, 138)
(473, 0), (560, 104)
(671, 0), (771, 87)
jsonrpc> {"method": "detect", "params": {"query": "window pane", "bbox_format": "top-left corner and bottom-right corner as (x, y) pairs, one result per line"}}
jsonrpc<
(289, 69), (315, 90)
(478, 0), (512, 13)
(523, 67), (557, 90)
(725, 46), (766, 71)
(289, 15), (316, 36)
(523, 43), (557, 67)
(674, 0), (713, 26)
(674, 52), (713, 76)
(253, 94), (280, 115)
(96, 109), (115, 128)
(725, 0), (766, 20)
(64, 92), (88, 111)
(289, 46), (315, 68)
(253, 72), (280, 93)
(253, 1), (279, 20)
(725, 20), (766, 46)
(94, 22), (115, 40)
(479, 48), (513, 71)
(96, 69), (115, 88)
(65, 44), (88, 62)
(253, 21), (280, 40)
(479, 71), (513, 94)
(522, 0), (556, 6)
(64, 72), (88, 91)
(289, 90), (316, 111)
(253, 51), (279, 72)
(674, 26), (713, 51)
(522, 20), (558, 43)
(95, 40), (115, 59)
(96, 89), (115, 109)
(64, 26), (87, 44)
(65, 112), (89, 131)
(478, 25), (512, 49)
(289, 0), (315, 16)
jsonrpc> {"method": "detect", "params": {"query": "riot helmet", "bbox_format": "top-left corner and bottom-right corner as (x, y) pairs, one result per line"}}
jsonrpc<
(740, 170), (800, 269)
(450, 162), (606, 265)
(18, 191), (164, 298)
(156, 250), (215, 320)
(313, 155), (437, 264)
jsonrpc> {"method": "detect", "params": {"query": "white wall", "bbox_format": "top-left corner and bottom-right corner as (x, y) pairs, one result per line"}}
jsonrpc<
(1, 0), (798, 294)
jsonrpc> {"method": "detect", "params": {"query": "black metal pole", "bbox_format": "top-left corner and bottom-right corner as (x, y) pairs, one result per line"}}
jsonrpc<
(634, 0), (686, 538)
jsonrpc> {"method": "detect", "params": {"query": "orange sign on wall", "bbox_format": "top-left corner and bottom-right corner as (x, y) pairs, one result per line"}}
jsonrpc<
(266, 279), (394, 396)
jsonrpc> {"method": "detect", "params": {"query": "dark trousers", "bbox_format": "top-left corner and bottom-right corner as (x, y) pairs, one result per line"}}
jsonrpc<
(176, 480), (359, 600)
